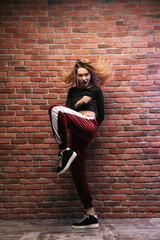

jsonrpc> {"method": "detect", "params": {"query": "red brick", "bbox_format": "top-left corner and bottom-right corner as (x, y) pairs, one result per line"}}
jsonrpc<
(0, 0), (160, 220)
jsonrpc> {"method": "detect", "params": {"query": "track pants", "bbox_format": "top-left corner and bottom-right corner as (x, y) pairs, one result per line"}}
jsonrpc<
(49, 104), (98, 209)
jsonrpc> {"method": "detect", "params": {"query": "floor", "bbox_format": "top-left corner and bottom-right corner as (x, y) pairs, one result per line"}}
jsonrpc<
(0, 218), (160, 240)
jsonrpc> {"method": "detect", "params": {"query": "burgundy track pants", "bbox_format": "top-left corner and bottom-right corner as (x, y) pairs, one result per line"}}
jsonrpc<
(49, 104), (98, 209)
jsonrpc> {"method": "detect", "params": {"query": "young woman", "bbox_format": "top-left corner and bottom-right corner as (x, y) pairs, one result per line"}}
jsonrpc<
(49, 58), (112, 229)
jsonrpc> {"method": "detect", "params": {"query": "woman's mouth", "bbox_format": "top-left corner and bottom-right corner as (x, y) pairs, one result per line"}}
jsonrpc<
(82, 80), (88, 86)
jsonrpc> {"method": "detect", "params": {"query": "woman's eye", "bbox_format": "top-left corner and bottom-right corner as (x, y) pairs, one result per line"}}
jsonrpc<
(78, 73), (90, 78)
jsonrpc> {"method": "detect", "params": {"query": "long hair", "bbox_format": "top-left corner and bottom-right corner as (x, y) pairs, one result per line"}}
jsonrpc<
(61, 57), (113, 87)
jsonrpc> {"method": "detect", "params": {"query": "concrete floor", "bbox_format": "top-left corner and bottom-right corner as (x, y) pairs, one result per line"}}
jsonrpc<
(0, 218), (160, 240)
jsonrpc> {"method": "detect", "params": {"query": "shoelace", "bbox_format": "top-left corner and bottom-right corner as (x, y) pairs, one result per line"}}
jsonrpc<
(79, 215), (89, 223)
(58, 152), (63, 168)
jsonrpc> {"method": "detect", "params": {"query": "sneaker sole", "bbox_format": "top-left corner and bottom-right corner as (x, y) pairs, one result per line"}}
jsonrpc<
(72, 223), (99, 229)
(58, 151), (77, 176)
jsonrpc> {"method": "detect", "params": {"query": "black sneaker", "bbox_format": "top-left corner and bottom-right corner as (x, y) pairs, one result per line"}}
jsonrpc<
(72, 215), (99, 229)
(56, 148), (77, 176)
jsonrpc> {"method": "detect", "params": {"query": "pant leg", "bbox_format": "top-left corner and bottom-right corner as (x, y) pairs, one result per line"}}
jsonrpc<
(70, 133), (93, 209)
(49, 104), (98, 149)
(49, 104), (98, 209)
(49, 104), (68, 148)
(68, 117), (98, 209)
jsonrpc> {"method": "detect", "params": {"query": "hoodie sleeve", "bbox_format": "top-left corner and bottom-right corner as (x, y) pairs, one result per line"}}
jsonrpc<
(95, 87), (104, 126)
(66, 88), (75, 110)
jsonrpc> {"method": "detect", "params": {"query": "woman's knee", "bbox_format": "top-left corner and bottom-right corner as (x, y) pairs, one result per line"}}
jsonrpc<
(49, 104), (59, 116)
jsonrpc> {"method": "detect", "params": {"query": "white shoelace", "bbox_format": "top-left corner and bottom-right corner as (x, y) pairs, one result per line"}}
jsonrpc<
(58, 152), (63, 168)
(79, 215), (89, 223)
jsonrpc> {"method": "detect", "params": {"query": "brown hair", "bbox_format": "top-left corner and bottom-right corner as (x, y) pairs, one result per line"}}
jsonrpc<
(61, 57), (113, 87)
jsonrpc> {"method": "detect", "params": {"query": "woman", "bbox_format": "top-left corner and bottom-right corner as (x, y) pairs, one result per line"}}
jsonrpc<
(49, 57), (112, 229)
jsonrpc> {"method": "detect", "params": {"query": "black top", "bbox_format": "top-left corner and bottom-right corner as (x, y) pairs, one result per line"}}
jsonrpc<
(66, 86), (104, 126)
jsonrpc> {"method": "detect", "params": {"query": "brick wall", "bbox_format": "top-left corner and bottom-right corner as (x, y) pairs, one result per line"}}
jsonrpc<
(0, 0), (160, 219)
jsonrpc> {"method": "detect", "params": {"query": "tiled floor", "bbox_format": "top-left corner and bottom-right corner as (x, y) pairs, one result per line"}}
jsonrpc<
(0, 218), (160, 240)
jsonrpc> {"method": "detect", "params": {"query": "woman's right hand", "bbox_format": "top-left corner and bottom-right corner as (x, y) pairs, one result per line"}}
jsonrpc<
(75, 96), (91, 109)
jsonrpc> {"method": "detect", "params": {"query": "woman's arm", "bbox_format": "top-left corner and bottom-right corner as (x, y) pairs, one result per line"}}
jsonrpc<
(96, 88), (104, 126)
(75, 96), (91, 109)
(66, 88), (75, 109)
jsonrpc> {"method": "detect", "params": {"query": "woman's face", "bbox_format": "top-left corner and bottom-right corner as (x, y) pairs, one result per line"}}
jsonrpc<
(76, 67), (91, 89)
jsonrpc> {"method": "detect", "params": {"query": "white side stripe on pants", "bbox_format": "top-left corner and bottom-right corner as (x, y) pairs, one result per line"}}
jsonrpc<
(50, 106), (94, 145)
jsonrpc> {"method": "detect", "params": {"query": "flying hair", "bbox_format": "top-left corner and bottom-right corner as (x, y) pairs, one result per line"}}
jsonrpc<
(61, 57), (113, 87)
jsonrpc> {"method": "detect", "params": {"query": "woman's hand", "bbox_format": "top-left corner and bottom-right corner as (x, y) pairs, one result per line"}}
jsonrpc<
(75, 96), (91, 109)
